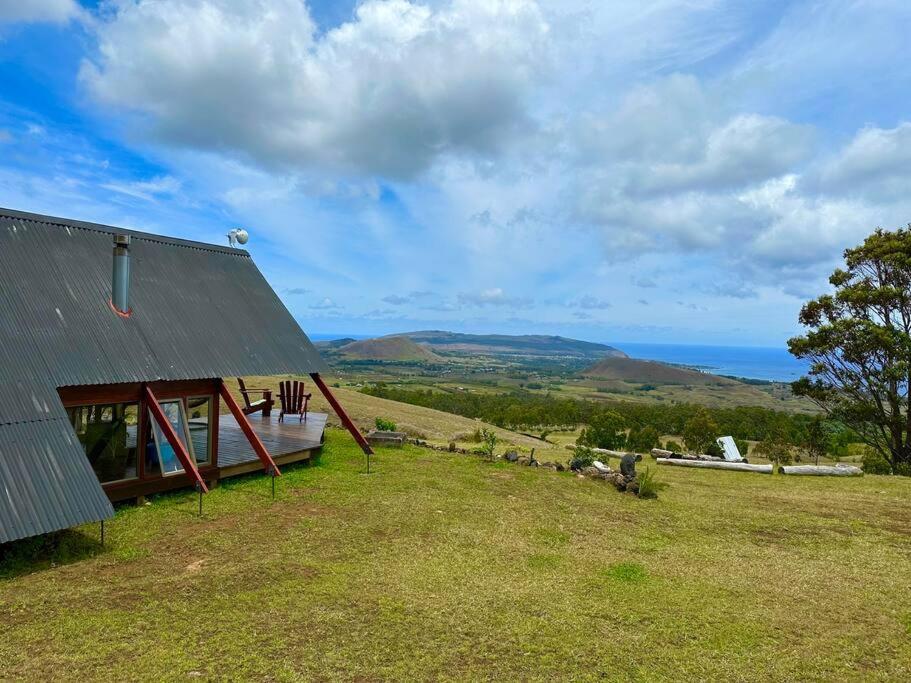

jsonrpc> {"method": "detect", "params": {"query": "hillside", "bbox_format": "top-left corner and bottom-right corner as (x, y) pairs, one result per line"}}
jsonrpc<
(3, 432), (909, 680)
(399, 330), (627, 360)
(583, 356), (738, 386)
(227, 378), (554, 450)
(336, 336), (444, 363)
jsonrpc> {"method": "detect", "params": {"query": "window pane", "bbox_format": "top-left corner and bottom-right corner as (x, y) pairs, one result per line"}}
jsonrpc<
(66, 403), (139, 483)
(186, 396), (212, 465)
(149, 400), (192, 476)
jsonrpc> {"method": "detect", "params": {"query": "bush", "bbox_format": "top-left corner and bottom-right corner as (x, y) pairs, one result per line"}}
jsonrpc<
(705, 441), (724, 458)
(664, 440), (683, 452)
(636, 467), (668, 499)
(375, 417), (397, 432)
(735, 438), (750, 457)
(862, 448), (892, 475)
(569, 444), (595, 471)
(477, 428), (498, 460)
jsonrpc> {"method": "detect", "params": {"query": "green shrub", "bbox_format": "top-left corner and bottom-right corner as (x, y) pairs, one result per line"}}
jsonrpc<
(569, 444), (595, 471)
(735, 438), (750, 457)
(477, 428), (498, 460)
(664, 440), (683, 452)
(862, 448), (892, 475)
(636, 467), (668, 499)
(374, 417), (397, 432)
(705, 441), (724, 458)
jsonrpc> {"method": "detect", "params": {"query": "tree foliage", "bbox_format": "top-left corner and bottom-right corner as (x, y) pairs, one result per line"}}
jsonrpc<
(626, 425), (660, 453)
(578, 411), (626, 450)
(789, 227), (911, 473)
(682, 410), (718, 454)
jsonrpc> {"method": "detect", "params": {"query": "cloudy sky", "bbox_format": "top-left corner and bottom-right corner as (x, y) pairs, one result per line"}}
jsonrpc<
(1, 0), (909, 347)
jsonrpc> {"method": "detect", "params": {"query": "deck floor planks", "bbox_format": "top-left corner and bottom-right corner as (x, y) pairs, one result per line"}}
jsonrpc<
(216, 412), (327, 469)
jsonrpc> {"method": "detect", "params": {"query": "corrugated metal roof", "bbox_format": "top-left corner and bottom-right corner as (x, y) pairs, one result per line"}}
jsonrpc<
(0, 207), (329, 543)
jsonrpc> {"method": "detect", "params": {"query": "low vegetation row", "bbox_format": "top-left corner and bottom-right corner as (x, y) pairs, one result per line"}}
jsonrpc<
(361, 384), (857, 456)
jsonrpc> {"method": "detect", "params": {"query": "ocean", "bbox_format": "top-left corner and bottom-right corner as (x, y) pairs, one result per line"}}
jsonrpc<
(613, 342), (809, 383)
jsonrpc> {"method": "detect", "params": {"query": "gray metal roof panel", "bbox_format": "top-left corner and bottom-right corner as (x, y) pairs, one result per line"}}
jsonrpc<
(0, 416), (115, 544)
(0, 207), (328, 542)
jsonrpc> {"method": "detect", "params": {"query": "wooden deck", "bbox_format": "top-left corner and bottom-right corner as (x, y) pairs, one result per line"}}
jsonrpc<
(216, 412), (327, 476)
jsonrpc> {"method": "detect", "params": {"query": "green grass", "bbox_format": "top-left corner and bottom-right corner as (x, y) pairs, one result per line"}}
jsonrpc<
(1, 429), (910, 680)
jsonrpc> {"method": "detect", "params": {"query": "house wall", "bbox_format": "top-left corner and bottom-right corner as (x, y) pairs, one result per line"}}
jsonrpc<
(58, 379), (221, 502)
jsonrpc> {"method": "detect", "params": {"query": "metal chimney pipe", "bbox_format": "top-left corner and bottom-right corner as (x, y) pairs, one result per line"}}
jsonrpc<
(112, 234), (131, 314)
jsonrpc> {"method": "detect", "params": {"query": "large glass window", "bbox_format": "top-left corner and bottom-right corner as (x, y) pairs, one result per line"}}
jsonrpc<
(186, 396), (213, 465)
(66, 403), (139, 483)
(148, 399), (194, 477)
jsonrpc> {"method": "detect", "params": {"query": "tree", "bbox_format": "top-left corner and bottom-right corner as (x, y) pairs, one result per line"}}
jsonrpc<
(682, 410), (718, 454)
(789, 227), (911, 474)
(802, 415), (828, 466)
(627, 425), (660, 453)
(754, 426), (793, 466)
(578, 410), (626, 450)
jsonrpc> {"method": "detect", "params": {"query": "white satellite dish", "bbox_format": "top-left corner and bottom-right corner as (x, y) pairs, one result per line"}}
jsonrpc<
(227, 228), (249, 247)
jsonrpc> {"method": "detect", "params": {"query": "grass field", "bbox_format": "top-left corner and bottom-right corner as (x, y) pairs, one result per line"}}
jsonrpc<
(230, 376), (557, 451)
(2, 430), (909, 680)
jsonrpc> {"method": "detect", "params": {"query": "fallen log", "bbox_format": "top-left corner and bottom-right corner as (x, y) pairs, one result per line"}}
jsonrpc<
(779, 464), (863, 476)
(657, 458), (772, 474)
(566, 445), (626, 459)
(651, 448), (725, 462)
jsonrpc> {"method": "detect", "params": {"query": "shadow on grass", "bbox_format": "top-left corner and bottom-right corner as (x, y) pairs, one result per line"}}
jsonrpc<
(0, 527), (104, 580)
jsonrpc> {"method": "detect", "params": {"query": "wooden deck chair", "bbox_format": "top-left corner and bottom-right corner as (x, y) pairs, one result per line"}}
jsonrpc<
(236, 377), (274, 416)
(278, 380), (312, 423)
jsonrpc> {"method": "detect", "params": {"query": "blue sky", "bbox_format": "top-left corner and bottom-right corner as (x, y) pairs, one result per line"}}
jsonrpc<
(1, 1), (910, 347)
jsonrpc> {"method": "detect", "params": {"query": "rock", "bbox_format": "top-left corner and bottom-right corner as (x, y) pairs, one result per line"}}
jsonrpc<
(366, 430), (406, 447)
(504, 450), (519, 462)
(581, 466), (600, 477)
(554, 463), (565, 472)
(593, 460), (612, 475)
(448, 442), (456, 452)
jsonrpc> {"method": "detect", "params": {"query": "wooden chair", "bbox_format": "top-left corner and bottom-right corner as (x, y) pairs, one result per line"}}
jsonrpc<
(278, 380), (312, 423)
(236, 378), (274, 416)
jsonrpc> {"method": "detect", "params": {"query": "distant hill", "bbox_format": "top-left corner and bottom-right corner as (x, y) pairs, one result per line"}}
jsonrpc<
(315, 337), (357, 350)
(582, 357), (737, 386)
(397, 331), (627, 361)
(336, 336), (444, 362)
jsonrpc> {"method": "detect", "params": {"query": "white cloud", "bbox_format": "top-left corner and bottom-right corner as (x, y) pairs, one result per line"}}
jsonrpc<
(101, 175), (181, 201)
(309, 297), (341, 310)
(457, 287), (531, 308)
(81, 0), (549, 178)
(814, 123), (911, 202)
(0, 0), (80, 23)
